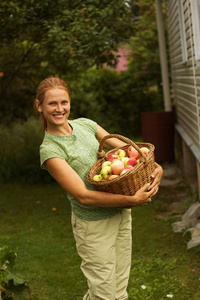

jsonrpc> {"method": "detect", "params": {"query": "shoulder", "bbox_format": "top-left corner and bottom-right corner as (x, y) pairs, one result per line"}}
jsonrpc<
(39, 133), (65, 168)
(70, 118), (97, 134)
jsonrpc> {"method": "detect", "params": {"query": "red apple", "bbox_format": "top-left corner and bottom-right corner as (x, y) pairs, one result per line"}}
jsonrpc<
(111, 159), (124, 175)
(127, 158), (137, 167)
(107, 153), (120, 162)
(129, 150), (140, 160)
(124, 165), (133, 170)
(127, 145), (138, 157)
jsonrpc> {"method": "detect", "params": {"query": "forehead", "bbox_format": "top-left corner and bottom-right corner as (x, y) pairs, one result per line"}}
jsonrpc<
(44, 88), (70, 101)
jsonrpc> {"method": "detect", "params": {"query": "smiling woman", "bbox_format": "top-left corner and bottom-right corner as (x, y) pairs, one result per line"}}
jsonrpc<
(33, 76), (163, 300)
(34, 77), (71, 132)
(35, 88), (71, 136)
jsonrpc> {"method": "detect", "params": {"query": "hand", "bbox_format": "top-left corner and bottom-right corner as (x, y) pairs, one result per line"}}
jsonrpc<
(116, 183), (157, 209)
(148, 162), (163, 192)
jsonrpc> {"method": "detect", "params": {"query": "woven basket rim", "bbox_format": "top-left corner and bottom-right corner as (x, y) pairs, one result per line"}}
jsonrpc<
(87, 135), (155, 187)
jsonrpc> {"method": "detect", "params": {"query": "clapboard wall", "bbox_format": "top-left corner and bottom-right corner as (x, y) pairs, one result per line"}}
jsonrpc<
(166, 0), (200, 193)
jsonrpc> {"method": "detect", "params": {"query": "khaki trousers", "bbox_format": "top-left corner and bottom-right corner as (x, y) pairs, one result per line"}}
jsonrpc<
(71, 209), (132, 300)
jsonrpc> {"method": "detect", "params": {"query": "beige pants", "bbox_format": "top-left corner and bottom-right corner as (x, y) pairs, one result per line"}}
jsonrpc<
(71, 209), (132, 300)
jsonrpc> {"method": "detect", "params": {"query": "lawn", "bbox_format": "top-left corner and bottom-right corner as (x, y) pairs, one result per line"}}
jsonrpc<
(0, 179), (200, 300)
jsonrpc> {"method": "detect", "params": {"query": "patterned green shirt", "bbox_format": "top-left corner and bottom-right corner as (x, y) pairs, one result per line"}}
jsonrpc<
(39, 118), (120, 221)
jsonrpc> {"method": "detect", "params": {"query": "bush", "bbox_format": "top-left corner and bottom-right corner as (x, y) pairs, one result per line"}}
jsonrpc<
(68, 68), (163, 137)
(0, 69), (163, 183)
(0, 118), (52, 183)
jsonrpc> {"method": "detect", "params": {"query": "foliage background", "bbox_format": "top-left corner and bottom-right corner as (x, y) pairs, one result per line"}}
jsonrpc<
(0, 0), (165, 182)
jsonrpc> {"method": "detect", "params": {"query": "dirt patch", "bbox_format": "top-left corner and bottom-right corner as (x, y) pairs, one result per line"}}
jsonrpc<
(154, 163), (194, 218)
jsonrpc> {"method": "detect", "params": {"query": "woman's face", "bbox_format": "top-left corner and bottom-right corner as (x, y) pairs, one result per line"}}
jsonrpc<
(37, 88), (71, 129)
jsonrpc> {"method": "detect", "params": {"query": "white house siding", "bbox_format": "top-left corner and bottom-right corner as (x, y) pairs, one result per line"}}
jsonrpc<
(165, 0), (200, 194)
(166, 0), (200, 148)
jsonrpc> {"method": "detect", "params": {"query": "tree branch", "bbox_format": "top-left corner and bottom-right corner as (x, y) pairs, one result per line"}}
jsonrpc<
(0, 42), (35, 96)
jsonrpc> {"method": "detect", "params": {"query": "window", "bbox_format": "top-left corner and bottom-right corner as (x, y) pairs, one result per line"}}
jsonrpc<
(191, 0), (200, 66)
(178, 0), (188, 64)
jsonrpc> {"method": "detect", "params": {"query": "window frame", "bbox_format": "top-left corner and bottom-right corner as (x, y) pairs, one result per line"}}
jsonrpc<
(190, 0), (200, 67)
(178, 0), (188, 64)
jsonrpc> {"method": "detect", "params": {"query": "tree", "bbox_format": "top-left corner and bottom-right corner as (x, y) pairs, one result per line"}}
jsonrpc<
(128, 0), (165, 101)
(0, 0), (133, 122)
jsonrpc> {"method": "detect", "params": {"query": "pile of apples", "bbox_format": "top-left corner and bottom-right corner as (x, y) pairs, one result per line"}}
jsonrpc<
(93, 145), (149, 181)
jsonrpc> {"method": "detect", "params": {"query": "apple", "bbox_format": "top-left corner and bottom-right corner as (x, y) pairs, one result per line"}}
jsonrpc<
(115, 149), (126, 160)
(100, 166), (112, 180)
(129, 150), (140, 160)
(121, 156), (129, 166)
(111, 159), (124, 175)
(120, 168), (131, 176)
(93, 174), (102, 181)
(140, 147), (149, 155)
(124, 165), (133, 170)
(127, 158), (137, 167)
(127, 145), (138, 157)
(101, 160), (111, 169)
(107, 153), (120, 162)
(108, 174), (119, 180)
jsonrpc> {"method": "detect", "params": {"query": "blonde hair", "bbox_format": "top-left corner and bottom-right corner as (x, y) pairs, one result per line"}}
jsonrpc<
(34, 77), (70, 130)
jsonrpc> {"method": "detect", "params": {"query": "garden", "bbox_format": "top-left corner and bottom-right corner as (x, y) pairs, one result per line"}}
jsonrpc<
(0, 1), (200, 299)
(1, 174), (200, 299)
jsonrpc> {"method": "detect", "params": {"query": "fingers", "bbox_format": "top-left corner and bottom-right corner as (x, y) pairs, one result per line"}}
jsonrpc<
(139, 197), (152, 206)
(151, 163), (163, 179)
(150, 165), (163, 190)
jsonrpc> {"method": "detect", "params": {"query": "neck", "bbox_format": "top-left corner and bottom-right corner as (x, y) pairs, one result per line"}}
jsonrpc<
(46, 122), (72, 136)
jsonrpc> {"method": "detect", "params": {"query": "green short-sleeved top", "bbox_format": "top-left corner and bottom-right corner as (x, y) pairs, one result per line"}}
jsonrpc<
(39, 118), (120, 221)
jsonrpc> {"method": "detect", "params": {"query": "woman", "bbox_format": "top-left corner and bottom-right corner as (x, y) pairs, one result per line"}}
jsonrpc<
(34, 76), (163, 300)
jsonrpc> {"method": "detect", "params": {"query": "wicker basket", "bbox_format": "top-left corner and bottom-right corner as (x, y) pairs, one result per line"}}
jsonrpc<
(87, 134), (155, 196)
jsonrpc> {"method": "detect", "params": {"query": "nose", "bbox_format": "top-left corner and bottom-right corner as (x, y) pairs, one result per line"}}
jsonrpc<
(56, 103), (63, 111)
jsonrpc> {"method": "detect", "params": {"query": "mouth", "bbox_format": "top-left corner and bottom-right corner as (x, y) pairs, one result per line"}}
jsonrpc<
(53, 113), (65, 119)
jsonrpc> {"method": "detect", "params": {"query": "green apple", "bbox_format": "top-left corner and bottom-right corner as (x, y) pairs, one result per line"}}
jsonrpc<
(115, 149), (126, 160)
(140, 147), (149, 155)
(93, 174), (102, 181)
(108, 174), (119, 180)
(100, 166), (112, 180)
(121, 156), (129, 166)
(101, 160), (112, 169)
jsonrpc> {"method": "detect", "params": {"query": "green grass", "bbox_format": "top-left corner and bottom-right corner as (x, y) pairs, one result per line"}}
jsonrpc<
(0, 181), (200, 300)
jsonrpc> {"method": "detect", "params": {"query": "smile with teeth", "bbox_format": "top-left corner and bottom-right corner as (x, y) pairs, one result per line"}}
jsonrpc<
(53, 113), (65, 118)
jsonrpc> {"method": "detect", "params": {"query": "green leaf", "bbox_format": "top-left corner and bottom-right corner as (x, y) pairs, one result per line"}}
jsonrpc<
(0, 247), (30, 300)
(0, 247), (17, 271)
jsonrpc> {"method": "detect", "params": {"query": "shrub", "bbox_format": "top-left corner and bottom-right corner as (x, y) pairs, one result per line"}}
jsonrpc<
(0, 118), (52, 183)
(68, 68), (163, 137)
(0, 68), (163, 182)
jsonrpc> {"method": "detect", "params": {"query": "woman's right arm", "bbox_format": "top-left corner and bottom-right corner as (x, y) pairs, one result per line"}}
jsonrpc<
(45, 157), (157, 208)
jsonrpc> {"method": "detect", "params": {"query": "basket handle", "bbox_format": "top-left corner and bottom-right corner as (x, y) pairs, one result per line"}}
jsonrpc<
(98, 134), (147, 163)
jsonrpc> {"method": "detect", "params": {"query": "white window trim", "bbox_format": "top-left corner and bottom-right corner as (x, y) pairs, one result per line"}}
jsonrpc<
(190, 0), (200, 67)
(178, 0), (188, 64)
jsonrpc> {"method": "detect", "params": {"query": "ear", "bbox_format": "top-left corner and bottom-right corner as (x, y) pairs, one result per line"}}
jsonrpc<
(35, 99), (43, 112)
